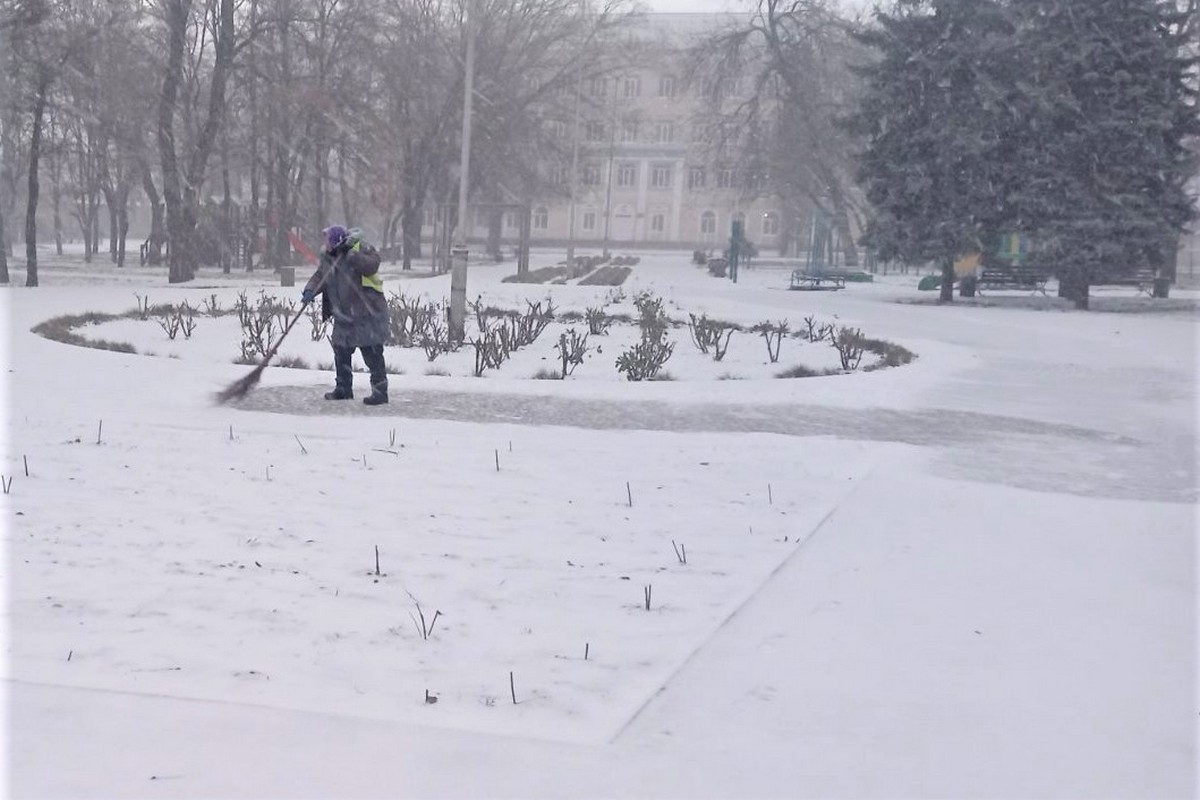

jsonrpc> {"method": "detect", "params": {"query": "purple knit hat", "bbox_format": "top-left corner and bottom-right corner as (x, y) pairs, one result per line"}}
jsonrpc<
(323, 225), (348, 251)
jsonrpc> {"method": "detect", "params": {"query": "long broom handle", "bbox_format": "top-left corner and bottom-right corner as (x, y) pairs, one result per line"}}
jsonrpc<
(258, 303), (309, 367)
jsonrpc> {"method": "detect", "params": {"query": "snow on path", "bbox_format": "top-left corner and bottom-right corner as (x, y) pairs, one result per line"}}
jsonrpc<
(4, 254), (1197, 798)
(615, 461), (1196, 799)
(234, 384), (1192, 503)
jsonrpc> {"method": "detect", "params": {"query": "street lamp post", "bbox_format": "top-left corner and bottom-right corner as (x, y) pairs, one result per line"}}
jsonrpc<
(566, 67), (582, 265)
(449, 0), (477, 343)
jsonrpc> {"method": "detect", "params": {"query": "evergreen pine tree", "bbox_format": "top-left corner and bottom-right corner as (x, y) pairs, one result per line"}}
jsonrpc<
(1012, 0), (1198, 308)
(850, 0), (1021, 302)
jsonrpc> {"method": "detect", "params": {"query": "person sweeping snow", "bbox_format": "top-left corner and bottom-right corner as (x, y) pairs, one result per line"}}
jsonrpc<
(301, 225), (390, 405)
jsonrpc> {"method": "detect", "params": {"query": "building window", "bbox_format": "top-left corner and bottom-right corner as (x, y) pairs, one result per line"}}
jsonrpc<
(761, 212), (778, 236)
(588, 77), (607, 96)
(732, 211), (746, 227)
(582, 211), (597, 231)
(690, 122), (707, 143)
(423, 206), (435, 226)
(623, 75), (641, 98)
(653, 122), (675, 143)
(748, 171), (768, 191)
(658, 76), (676, 98)
(620, 120), (638, 143)
(585, 121), (606, 142)
(616, 162), (637, 188)
(533, 207), (549, 230)
(650, 213), (666, 233)
(651, 164), (673, 189)
(688, 167), (706, 190)
(700, 210), (717, 235)
(717, 169), (734, 189)
(547, 119), (567, 140)
(505, 212), (516, 229)
(581, 164), (601, 186)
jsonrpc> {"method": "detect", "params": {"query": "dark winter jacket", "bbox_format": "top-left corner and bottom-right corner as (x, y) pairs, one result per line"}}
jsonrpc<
(304, 241), (389, 348)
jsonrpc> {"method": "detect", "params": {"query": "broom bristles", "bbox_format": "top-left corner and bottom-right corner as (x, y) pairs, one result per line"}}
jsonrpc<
(214, 362), (268, 405)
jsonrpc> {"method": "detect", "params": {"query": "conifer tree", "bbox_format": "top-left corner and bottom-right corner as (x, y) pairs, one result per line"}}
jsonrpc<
(850, 0), (1020, 302)
(1011, 0), (1198, 308)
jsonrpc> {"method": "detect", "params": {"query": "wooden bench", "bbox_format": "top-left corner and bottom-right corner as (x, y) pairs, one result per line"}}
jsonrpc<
(1097, 268), (1158, 295)
(789, 271), (846, 291)
(976, 267), (1051, 296)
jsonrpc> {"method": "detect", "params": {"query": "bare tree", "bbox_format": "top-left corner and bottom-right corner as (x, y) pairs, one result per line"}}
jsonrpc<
(691, 0), (866, 262)
(156, 0), (236, 283)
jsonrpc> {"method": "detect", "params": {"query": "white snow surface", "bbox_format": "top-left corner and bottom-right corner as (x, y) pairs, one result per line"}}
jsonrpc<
(3, 251), (1197, 799)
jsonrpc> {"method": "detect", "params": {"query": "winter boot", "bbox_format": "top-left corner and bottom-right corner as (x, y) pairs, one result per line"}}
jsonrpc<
(324, 387), (353, 400)
(362, 380), (388, 406)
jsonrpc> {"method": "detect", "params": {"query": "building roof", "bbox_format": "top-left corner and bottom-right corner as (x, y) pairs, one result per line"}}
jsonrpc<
(625, 12), (752, 48)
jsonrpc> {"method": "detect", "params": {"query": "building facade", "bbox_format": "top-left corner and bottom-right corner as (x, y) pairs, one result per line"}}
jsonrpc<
(445, 14), (796, 255)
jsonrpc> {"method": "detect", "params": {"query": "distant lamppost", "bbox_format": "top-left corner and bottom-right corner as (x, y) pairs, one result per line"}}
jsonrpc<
(449, 0), (478, 343)
(566, 67), (582, 265)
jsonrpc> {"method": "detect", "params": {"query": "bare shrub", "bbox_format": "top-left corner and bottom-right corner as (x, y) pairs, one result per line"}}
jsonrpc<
(687, 313), (738, 361)
(830, 326), (865, 371)
(555, 328), (590, 378)
(750, 319), (788, 363)
(584, 306), (612, 335)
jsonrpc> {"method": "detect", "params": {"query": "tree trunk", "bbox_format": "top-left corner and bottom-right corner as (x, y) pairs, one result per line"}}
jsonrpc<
(1059, 264), (1089, 309)
(221, 136), (233, 274)
(938, 257), (954, 302)
(25, 69), (51, 288)
(116, 197), (128, 268)
(158, 0), (193, 283)
(52, 185), (63, 255)
(487, 207), (502, 260)
(104, 186), (118, 263)
(402, 204), (422, 270)
(141, 165), (165, 265)
(0, 205), (9, 284)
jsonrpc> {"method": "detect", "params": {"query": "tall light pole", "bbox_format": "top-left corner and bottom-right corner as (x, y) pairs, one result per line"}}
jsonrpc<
(449, 0), (477, 343)
(600, 77), (616, 259)
(565, 67), (582, 265)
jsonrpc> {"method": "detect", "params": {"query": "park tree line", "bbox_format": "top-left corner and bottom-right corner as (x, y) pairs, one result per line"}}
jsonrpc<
(0, 0), (632, 286)
(0, 0), (1196, 307)
(850, 0), (1198, 308)
(694, 0), (1196, 308)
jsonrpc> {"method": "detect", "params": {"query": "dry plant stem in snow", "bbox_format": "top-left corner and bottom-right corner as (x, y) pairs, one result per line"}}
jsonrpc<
(410, 602), (442, 641)
(555, 328), (590, 378)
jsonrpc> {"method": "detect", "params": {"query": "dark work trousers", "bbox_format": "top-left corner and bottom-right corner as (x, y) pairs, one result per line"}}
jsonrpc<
(332, 343), (388, 395)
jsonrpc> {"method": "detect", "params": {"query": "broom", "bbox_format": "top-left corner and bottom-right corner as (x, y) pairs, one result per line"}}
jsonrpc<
(214, 303), (312, 404)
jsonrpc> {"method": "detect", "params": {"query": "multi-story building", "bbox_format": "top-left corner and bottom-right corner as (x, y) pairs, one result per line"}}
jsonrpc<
(448, 13), (797, 255)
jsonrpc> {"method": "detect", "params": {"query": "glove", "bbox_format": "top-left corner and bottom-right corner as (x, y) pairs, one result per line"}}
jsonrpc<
(301, 290), (315, 305)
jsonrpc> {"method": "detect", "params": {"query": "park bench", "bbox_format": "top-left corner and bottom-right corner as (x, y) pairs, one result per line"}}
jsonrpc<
(1096, 267), (1159, 295)
(976, 266), (1051, 296)
(789, 270), (845, 291)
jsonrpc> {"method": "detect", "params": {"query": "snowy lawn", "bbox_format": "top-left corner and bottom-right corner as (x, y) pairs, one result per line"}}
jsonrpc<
(4, 249), (1196, 798)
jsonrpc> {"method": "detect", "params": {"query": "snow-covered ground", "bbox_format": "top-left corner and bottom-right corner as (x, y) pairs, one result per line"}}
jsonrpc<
(4, 249), (1196, 798)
